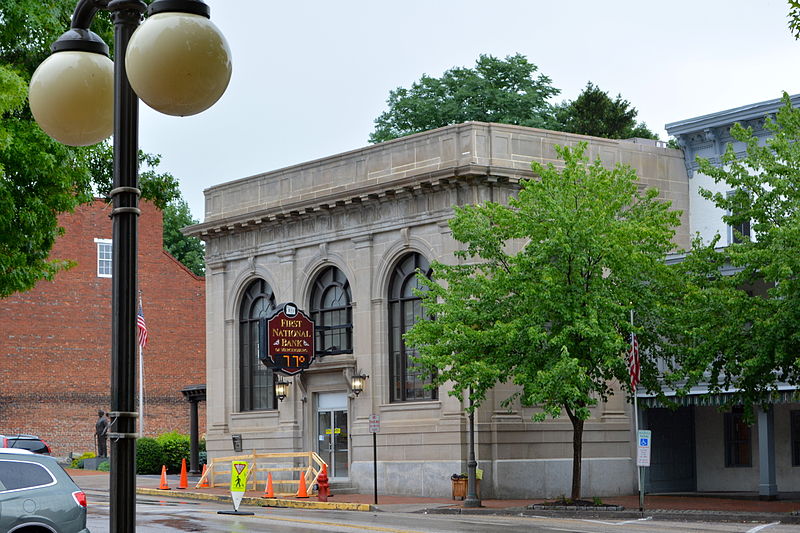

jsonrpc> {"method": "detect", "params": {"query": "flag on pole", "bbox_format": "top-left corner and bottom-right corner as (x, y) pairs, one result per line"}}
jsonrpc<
(627, 332), (640, 391)
(137, 302), (148, 348)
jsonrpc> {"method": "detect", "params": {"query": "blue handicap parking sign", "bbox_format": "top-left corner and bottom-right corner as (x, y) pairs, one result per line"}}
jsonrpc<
(639, 438), (649, 446)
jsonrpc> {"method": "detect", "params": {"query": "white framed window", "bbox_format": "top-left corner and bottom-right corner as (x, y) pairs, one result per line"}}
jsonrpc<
(94, 238), (112, 278)
(726, 190), (751, 245)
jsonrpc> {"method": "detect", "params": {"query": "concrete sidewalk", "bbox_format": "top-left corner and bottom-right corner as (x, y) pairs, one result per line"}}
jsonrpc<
(68, 469), (800, 523)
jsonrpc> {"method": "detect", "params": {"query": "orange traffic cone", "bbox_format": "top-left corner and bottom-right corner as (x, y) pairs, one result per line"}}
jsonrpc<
(263, 472), (274, 498)
(158, 465), (170, 490)
(198, 464), (209, 488)
(296, 472), (309, 498)
(177, 458), (188, 489)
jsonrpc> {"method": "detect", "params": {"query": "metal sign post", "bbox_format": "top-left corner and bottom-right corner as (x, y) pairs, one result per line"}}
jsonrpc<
(369, 414), (380, 505)
(636, 430), (652, 511)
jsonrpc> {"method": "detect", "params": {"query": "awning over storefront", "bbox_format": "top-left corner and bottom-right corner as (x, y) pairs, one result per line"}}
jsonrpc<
(638, 384), (798, 408)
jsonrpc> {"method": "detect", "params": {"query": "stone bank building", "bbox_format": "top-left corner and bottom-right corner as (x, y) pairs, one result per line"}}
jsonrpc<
(188, 122), (689, 498)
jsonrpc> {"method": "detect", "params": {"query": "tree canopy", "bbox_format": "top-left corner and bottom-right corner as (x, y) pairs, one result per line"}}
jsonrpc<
(370, 54), (659, 145)
(369, 54), (560, 143)
(678, 93), (800, 407)
(162, 198), (205, 277)
(553, 82), (657, 140)
(789, 0), (800, 38)
(0, 0), (181, 297)
(406, 143), (682, 499)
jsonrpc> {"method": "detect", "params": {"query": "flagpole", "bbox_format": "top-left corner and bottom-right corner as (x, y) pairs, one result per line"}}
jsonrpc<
(631, 308), (643, 511)
(138, 342), (144, 438)
(138, 292), (145, 438)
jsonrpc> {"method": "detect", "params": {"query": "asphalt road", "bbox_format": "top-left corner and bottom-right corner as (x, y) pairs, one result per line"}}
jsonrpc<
(84, 490), (796, 533)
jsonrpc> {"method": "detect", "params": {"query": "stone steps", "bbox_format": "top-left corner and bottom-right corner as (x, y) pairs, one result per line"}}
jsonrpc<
(327, 480), (359, 495)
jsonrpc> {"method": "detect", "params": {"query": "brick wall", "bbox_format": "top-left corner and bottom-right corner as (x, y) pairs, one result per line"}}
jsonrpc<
(0, 200), (206, 456)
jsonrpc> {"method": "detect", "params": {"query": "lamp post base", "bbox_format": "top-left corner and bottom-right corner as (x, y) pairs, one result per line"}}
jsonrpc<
(463, 497), (482, 508)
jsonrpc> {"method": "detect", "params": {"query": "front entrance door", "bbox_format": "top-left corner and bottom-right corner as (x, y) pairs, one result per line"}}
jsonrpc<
(644, 406), (696, 492)
(316, 392), (348, 479)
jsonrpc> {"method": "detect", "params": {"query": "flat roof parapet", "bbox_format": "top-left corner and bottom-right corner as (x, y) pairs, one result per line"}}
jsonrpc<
(186, 122), (687, 246)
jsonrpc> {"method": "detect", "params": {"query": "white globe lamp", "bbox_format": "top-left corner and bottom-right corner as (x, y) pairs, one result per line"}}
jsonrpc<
(126, 1), (232, 116)
(28, 29), (113, 146)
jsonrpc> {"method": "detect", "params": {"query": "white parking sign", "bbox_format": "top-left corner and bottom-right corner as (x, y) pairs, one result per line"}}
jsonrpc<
(637, 430), (651, 467)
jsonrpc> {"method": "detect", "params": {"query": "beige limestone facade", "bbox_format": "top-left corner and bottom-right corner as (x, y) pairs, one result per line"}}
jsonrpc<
(187, 122), (690, 498)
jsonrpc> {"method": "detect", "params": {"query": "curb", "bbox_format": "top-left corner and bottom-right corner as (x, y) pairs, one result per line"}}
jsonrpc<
(133, 488), (800, 522)
(261, 498), (373, 512)
(421, 506), (800, 524)
(136, 488), (373, 512)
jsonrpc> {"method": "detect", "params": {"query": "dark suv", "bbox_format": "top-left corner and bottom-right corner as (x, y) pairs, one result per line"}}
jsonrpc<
(0, 434), (52, 454)
(0, 448), (89, 532)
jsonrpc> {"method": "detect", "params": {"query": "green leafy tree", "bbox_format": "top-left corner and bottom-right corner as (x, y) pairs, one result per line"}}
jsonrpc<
(162, 198), (205, 276)
(83, 143), (181, 211)
(0, 0), (180, 297)
(369, 54), (559, 143)
(789, 0), (800, 39)
(406, 143), (681, 499)
(681, 92), (800, 406)
(553, 82), (657, 140)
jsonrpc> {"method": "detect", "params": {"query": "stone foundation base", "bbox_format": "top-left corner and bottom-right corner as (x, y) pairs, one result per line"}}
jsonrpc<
(350, 457), (635, 499)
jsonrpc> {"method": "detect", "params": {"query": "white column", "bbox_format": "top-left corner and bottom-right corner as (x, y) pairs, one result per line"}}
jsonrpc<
(757, 404), (777, 499)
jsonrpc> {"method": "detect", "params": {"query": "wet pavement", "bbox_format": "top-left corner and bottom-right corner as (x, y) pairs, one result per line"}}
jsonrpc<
(68, 468), (800, 520)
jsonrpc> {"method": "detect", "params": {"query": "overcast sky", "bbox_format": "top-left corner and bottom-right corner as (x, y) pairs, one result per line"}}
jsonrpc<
(136, 0), (799, 220)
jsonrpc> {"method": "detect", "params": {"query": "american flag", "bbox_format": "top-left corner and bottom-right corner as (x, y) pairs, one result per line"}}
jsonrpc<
(137, 303), (148, 348)
(627, 332), (640, 391)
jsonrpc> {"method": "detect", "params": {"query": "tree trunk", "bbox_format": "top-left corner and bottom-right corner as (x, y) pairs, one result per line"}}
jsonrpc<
(566, 408), (584, 501)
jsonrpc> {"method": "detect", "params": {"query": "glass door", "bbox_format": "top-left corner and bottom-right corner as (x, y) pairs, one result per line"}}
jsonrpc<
(316, 392), (349, 479)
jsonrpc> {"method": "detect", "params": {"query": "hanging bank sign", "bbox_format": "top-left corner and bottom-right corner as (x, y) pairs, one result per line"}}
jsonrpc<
(259, 302), (315, 375)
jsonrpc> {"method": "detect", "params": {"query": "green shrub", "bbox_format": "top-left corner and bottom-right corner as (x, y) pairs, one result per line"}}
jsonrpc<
(97, 461), (110, 472)
(136, 437), (162, 475)
(71, 452), (96, 469)
(155, 432), (190, 473)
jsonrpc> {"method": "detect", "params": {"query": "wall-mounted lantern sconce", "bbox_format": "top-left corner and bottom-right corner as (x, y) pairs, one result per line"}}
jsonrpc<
(231, 434), (242, 453)
(275, 377), (291, 402)
(350, 371), (368, 397)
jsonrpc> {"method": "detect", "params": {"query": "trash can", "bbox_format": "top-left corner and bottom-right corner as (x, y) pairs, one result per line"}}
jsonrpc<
(451, 474), (467, 500)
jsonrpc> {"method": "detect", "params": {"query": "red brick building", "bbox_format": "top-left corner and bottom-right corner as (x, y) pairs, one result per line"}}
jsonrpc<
(0, 200), (205, 456)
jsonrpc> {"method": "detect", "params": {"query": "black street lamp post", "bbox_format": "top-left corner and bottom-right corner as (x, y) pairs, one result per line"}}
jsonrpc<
(29, 1), (230, 531)
(464, 390), (482, 508)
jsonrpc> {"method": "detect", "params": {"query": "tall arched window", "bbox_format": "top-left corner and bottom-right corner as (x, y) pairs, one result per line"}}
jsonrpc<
(388, 253), (436, 402)
(239, 279), (277, 411)
(310, 266), (352, 355)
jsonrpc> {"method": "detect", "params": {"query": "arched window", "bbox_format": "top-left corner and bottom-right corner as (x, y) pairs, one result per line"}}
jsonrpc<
(310, 266), (352, 355)
(388, 253), (436, 402)
(239, 279), (277, 411)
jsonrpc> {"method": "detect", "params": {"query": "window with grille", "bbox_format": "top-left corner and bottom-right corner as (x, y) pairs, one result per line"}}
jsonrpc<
(95, 238), (112, 277)
(388, 253), (436, 403)
(724, 407), (752, 467)
(792, 410), (800, 467)
(726, 190), (751, 245)
(310, 266), (352, 355)
(239, 279), (277, 411)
